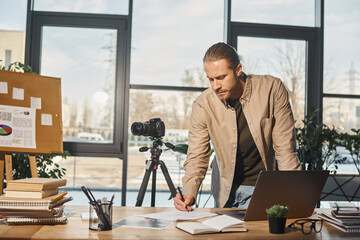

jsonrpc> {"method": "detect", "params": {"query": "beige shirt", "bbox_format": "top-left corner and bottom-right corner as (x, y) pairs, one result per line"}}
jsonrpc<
(182, 74), (301, 207)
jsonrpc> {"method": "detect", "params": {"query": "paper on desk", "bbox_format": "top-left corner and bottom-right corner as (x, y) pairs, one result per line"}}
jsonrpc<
(140, 210), (217, 222)
(113, 215), (173, 229)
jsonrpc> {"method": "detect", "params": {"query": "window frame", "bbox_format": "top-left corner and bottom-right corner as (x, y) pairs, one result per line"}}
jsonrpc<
(26, 11), (129, 157)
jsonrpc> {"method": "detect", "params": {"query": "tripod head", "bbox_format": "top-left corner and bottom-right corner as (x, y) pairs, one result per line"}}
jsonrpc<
(138, 137), (175, 161)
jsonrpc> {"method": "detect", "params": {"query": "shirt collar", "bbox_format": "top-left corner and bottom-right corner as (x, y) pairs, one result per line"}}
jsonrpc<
(240, 73), (251, 102)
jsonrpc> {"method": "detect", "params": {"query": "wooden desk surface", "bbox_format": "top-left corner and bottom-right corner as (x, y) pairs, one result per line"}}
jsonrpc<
(0, 206), (359, 240)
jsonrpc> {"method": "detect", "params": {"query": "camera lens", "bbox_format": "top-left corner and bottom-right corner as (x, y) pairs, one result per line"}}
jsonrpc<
(131, 122), (145, 136)
(130, 118), (165, 138)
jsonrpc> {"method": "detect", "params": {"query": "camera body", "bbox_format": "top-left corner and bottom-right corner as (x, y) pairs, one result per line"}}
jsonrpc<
(131, 118), (165, 138)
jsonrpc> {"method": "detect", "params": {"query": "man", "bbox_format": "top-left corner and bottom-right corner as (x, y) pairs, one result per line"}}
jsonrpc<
(173, 42), (301, 211)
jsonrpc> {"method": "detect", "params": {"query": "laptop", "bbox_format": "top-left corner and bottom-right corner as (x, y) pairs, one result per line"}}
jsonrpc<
(216, 170), (329, 221)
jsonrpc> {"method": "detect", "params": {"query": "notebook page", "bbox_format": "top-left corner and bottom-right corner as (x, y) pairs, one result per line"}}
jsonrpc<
(203, 215), (244, 231)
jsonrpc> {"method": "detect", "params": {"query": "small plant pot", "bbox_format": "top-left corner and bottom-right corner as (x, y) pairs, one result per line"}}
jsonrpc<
(268, 216), (287, 234)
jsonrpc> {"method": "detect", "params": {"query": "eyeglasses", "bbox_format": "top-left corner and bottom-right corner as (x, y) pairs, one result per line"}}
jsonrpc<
(287, 219), (323, 235)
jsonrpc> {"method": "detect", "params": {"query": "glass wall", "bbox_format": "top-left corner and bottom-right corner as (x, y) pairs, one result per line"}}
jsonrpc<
(323, 0), (360, 175)
(129, 0), (223, 201)
(237, 37), (306, 126)
(130, 0), (223, 87)
(323, 0), (360, 95)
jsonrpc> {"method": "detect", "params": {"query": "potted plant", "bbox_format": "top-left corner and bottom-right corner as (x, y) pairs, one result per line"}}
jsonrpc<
(266, 204), (289, 234)
(296, 108), (345, 173)
(296, 108), (360, 202)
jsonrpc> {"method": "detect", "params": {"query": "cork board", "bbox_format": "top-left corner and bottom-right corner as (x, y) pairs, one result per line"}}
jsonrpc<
(0, 70), (62, 154)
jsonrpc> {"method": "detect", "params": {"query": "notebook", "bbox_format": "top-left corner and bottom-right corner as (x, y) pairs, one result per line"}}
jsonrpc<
(216, 170), (329, 221)
(0, 194), (73, 210)
(5, 216), (68, 225)
(176, 215), (247, 235)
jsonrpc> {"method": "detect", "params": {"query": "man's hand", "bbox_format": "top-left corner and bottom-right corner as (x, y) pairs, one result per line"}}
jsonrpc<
(173, 193), (195, 211)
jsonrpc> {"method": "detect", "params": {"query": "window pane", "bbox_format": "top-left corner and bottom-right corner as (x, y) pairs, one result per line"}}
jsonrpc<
(34, 0), (128, 15)
(323, 98), (360, 132)
(56, 156), (123, 188)
(127, 89), (212, 192)
(0, 0), (27, 68)
(323, 98), (360, 175)
(324, 0), (360, 94)
(232, 0), (315, 27)
(237, 37), (306, 125)
(40, 27), (117, 144)
(131, 0), (223, 87)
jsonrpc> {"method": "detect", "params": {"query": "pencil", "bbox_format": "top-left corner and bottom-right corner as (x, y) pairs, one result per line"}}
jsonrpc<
(51, 191), (68, 203)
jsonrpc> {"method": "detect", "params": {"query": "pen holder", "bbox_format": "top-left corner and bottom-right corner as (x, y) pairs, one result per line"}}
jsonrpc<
(89, 201), (113, 231)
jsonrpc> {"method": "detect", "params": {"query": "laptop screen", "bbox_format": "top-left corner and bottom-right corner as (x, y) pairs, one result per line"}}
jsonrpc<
(217, 170), (329, 221)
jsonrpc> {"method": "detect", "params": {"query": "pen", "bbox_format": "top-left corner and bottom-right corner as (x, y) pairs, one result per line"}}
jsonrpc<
(177, 186), (189, 211)
(109, 194), (115, 210)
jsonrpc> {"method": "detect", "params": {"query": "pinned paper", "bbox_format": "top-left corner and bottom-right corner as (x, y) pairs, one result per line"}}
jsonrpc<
(41, 113), (53, 126)
(0, 81), (8, 94)
(0, 105), (36, 149)
(12, 87), (24, 100)
(31, 97), (42, 109)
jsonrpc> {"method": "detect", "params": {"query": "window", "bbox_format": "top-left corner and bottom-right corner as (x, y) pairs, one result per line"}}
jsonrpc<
(40, 27), (117, 144)
(34, 0), (128, 15)
(128, 0), (223, 203)
(5, 50), (12, 69)
(231, 0), (315, 27)
(27, 4), (131, 205)
(131, 0), (223, 87)
(29, 12), (129, 157)
(237, 37), (306, 125)
(323, 0), (360, 95)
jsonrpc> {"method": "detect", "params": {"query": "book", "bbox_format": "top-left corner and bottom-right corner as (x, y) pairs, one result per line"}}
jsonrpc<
(0, 193), (72, 210)
(332, 210), (360, 218)
(330, 202), (360, 216)
(0, 205), (65, 218)
(4, 188), (58, 199)
(330, 202), (358, 210)
(176, 215), (247, 235)
(5, 216), (68, 225)
(6, 178), (66, 191)
(319, 210), (360, 226)
(326, 221), (360, 233)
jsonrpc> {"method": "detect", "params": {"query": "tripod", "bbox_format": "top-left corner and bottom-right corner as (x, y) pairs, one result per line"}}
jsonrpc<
(135, 138), (177, 207)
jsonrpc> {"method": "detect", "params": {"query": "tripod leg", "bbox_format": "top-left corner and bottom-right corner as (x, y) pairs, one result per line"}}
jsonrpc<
(135, 160), (155, 207)
(159, 160), (177, 198)
(151, 169), (157, 207)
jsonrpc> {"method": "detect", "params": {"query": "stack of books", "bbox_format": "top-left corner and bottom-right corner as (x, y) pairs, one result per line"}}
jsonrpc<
(4, 178), (67, 199)
(0, 178), (72, 225)
(318, 202), (360, 233)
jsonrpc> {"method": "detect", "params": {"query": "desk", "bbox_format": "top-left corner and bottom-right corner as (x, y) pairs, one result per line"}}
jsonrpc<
(0, 206), (359, 240)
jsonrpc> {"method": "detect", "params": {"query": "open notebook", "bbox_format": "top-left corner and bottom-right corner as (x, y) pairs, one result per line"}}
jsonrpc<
(176, 215), (247, 235)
